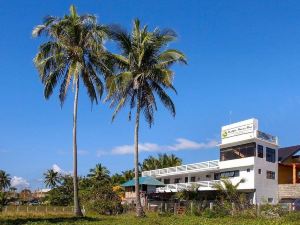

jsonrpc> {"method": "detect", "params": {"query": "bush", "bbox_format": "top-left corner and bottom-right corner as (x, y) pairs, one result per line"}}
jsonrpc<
(260, 204), (287, 218)
(201, 208), (217, 218)
(82, 181), (122, 215)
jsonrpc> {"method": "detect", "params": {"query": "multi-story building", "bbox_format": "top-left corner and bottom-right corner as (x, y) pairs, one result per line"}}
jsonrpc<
(142, 118), (279, 204)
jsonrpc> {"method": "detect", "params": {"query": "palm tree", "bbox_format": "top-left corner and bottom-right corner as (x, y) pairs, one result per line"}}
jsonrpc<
(111, 173), (125, 185)
(43, 169), (61, 188)
(106, 19), (186, 217)
(213, 178), (246, 212)
(142, 156), (159, 171)
(142, 154), (182, 170)
(158, 153), (182, 168)
(122, 169), (135, 181)
(32, 5), (111, 216)
(87, 163), (110, 181)
(0, 170), (11, 192)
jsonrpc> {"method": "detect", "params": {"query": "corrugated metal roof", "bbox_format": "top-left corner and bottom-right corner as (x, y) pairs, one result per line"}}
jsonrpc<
(121, 176), (165, 187)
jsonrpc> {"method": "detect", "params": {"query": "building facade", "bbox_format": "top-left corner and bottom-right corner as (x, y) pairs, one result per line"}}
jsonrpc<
(142, 119), (279, 204)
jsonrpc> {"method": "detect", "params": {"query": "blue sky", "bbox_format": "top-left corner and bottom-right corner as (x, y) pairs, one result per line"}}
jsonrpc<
(1, 0), (300, 190)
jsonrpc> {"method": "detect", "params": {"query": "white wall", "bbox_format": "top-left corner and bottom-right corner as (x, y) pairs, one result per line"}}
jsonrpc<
(254, 140), (278, 204)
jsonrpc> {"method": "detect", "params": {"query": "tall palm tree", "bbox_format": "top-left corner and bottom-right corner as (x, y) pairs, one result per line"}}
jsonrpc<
(43, 169), (61, 188)
(0, 170), (11, 192)
(32, 5), (111, 216)
(107, 19), (186, 217)
(87, 163), (110, 181)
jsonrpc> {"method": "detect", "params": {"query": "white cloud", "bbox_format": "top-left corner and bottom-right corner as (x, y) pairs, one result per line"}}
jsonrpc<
(52, 164), (70, 175)
(78, 150), (89, 155)
(11, 176), (30, 190)
(108, 138), (218, 155)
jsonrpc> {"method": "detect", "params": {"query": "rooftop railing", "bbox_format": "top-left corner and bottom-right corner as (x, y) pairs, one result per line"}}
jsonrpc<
(142, 160), (219, 177)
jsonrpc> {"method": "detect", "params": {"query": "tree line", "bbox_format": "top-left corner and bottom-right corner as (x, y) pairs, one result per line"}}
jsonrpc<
(31, 4), (186, 217)
(0, 154), (182, 212)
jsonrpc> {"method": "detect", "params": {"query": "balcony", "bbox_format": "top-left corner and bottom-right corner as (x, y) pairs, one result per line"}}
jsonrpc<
(156, 180), (220, 192)
(142, 160), (219, 177)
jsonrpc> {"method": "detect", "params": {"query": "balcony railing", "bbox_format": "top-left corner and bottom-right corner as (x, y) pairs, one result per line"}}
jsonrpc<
(156, 180), (220, 192)
(142, 160), (219, 177)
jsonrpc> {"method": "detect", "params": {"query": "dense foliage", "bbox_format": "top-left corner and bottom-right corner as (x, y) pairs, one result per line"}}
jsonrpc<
(142, 154), (182, 170)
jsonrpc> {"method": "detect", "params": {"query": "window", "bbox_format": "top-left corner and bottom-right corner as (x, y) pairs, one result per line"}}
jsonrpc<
(258, 169), (261, 174)
(206, 174), (211, 178)
(266, 171), (275, 179)
(266, 148), (276, 163)
(268, 198), (274, 203)
(191, 177), (196, 182)
(220, 143), (256, 161)
(247, 168), (251, 172)
(257, 145), (264, 158)
(185, 177), (188, 183)
(164, 179), (170, 184)
(214, 170), (240, 180)
(174, 178), (181, 184)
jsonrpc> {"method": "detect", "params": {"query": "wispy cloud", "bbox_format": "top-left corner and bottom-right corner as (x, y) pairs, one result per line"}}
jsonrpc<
(11, 176), (30, 190)
(52, 164), (70, 175)
(99, 138), (218, 156)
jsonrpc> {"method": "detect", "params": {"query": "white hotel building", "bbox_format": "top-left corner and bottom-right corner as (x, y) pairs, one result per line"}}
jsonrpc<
(141, 118), (279, 204)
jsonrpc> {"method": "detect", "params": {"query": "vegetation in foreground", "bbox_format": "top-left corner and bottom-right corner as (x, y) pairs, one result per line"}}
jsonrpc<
(1, 212), (300, 225)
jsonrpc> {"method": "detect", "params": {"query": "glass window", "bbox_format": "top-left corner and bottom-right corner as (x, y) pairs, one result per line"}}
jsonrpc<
(266, 171), (275, 179)
(220, 143), (256, 161)
(185, 177), (188, 183)
(258, 169), (261, 174)
(174, 178), (181, 184)
(214, 170), (240, 180)
(164, 179), (170, 184)
(191, 177), (196, 182)
(266, 148), (276, 163)
(257, 145), (264, 158)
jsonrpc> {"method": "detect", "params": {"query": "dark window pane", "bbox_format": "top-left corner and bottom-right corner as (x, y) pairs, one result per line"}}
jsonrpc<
(191, 177), (196, 182)
(220, 143), (256, 161)
(266, 148), (276, 163)
(164, 179), (170, 184)
(174, 178), (181, 184)
(214, 170), (239, 180)
(266, 171), (275, 179)
(258, 145), (264, 158)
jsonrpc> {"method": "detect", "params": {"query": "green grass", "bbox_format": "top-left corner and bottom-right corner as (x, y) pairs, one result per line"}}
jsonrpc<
(0, 212), (300, 225)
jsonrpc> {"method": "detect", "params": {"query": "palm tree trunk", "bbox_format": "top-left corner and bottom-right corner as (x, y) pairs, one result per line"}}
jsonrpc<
(134, 102), (145, 217)
(73, 78), (83, 217)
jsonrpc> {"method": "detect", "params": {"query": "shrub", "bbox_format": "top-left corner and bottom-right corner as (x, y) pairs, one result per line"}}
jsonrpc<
(201, 208), (217, 218)
(82, 181), (122, 215)
(260, 204), (287, 218)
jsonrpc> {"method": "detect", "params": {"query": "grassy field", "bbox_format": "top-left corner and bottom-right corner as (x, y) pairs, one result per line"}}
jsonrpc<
(1, 212), (300, 225)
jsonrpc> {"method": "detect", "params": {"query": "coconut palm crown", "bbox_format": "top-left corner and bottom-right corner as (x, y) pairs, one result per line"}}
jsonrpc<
(0, 170), (11, 191)
(43, 169), (61, 189)
(32, 5), (112, 217)
(106, 19), (186, 217)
